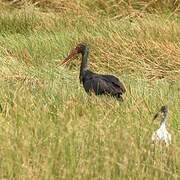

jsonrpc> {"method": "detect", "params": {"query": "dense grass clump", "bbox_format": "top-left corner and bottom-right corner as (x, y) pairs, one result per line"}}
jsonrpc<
(0, 1), (179, 179)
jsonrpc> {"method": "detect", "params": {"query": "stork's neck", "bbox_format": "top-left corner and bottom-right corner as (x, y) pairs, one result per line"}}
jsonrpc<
(160, 112), (168, 127)
(80, 47), (89, 83)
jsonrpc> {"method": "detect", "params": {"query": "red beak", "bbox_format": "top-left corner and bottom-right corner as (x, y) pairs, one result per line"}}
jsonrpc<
(60, 48), (78, 65)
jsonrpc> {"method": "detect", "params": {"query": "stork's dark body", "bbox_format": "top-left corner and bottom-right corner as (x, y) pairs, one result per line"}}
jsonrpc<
(81, 70), (125, 99)
(62, 43), (126, 100)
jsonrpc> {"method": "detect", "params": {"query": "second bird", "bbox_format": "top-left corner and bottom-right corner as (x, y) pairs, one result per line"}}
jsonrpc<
(60, 43), (126, 100)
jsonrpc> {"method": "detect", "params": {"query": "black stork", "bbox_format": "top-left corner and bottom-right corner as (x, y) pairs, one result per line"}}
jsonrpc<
(60, 43), (126, 100)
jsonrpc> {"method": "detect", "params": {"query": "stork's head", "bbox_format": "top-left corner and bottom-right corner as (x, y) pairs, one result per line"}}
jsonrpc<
(153, 105), (168, 120)
(60, 43), (88, 65)
(75, 43), (88, 55)
(160, 105), (168, 113)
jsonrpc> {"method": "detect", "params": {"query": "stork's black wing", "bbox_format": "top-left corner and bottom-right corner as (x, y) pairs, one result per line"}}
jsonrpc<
(83, 74), (125, 97)
(100, 74), (126, 94)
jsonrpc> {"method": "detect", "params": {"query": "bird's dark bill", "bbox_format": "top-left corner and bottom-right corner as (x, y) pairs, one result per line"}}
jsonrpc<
(153, 112), (159, 120)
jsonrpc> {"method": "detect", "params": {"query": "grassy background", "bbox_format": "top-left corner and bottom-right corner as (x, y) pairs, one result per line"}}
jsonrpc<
(0, 0), (180, 179)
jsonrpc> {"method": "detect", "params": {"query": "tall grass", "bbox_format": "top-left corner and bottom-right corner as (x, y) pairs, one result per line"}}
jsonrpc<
(0, 1), (179, 179)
